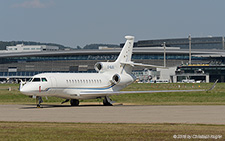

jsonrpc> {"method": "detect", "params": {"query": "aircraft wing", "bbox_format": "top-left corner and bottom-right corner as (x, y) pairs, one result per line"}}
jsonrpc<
(80, 89), (205, 96)
(80, 80), (217, 96)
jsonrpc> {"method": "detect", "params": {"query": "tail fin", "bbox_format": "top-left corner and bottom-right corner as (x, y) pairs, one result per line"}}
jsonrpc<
(115, 36), (134, 63)
(114, 36), (134, 74)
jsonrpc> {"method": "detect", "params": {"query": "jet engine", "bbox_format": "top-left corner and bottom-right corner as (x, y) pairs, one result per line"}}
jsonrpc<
(94, 62), (116, 73)
(94, 62), (103, 72)
(111, 74), (134, 85)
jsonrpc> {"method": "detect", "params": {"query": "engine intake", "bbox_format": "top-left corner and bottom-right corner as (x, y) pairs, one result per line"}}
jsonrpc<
(111, 74), (134, 85)
(112, 74), (120, 84)
(94, 62), (116, 73)
(94, 62), (103, 72)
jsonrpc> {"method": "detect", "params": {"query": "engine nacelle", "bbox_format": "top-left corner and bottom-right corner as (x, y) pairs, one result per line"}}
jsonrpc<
(111, 74), (134, 85)
(94, 62), (116, 73)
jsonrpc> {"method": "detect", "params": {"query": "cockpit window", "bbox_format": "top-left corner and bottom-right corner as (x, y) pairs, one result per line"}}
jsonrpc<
(42, 78), (48, 82)
(32, 78), (41, 82)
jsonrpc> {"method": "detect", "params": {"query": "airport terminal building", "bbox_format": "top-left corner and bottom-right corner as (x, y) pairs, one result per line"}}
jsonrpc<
(1, 36), (225, 83)
(121, 36), (225, 50)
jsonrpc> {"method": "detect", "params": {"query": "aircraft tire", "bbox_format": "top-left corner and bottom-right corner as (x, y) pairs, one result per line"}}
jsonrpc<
(70, 99), (79, 106)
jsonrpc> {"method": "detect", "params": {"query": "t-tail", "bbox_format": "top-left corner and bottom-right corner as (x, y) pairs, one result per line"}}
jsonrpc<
(94, 36), (135, 86)
(115, 36), (135, 74)
(94, 36), (135, 75)
(116, 36), (134, 63)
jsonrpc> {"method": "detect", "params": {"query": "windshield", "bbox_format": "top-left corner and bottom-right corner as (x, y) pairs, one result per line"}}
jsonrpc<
(28, 77), (48, 82)
(41, 78), (47, 82)
(32, 78), (41, 82)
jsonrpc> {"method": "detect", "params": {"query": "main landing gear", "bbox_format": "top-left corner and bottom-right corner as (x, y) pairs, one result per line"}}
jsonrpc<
(61, 97), (114, 106)
(103, 96), (114, 106)
(61, 99), (79, 106)
(70, 99), (80, 106)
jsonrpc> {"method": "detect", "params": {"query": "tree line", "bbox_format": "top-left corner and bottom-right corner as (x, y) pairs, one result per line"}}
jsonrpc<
(0, 41), (70, 50)
(0, 41), (120, 50)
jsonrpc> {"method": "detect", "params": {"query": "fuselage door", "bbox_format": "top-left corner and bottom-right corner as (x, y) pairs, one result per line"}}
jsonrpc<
(49, 76), (57, 94)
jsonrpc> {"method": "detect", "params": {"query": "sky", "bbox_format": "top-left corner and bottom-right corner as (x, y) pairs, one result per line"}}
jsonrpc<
(0, 0), (225, 48)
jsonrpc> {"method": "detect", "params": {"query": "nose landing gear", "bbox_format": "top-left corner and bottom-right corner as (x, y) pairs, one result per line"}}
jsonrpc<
(36, 96), (43, 108)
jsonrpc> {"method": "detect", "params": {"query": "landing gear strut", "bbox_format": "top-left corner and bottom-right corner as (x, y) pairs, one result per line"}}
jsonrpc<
(70, 99), (79, 106)
(36, 96), (43, 108)
(103, 96), (114, 106)
(61, 99), (70, 104)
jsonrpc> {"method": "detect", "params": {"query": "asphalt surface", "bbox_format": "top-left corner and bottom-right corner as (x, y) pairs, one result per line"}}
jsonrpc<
(0, 104), (225, 124)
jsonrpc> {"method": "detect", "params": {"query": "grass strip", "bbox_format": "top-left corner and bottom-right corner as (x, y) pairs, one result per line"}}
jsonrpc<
(0, 83), (225, 105)
(0, 122), (224, 141)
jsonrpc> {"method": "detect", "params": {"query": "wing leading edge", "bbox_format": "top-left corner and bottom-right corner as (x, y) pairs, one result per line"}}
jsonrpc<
(80, 89), (205, 96)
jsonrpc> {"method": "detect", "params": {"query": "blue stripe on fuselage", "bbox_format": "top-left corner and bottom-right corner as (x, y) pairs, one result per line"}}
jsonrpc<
(45, 84), (115, 91)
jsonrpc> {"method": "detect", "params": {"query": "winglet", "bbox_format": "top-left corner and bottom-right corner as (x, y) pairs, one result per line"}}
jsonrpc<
(207, 79), (218, 91)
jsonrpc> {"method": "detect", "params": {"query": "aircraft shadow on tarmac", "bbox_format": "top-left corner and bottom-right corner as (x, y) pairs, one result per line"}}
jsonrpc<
(19, 104), (117, 109)
(19, 104), (177, 109)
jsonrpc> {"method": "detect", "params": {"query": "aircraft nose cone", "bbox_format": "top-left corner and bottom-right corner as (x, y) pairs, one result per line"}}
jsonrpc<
(20, 87), (27, 93)
(20, 85), (31, 95)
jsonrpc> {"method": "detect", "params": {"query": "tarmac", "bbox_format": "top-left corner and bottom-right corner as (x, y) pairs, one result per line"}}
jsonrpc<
(0, 104), (225, 124)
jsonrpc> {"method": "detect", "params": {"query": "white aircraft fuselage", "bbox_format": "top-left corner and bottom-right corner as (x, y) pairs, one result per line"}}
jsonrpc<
(20, 72), (134, 100)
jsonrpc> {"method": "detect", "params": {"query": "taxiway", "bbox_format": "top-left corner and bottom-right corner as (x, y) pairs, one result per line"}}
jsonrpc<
(0, 104), (224, 124)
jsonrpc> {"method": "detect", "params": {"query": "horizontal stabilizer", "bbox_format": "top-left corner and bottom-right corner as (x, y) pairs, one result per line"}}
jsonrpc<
(120, 61), (166, 68)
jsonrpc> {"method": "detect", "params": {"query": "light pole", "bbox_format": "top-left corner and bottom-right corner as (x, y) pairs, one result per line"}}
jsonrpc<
(188, 34), (191, 64)
(163, 42), (166, 67)
(222, 36), (225, 50)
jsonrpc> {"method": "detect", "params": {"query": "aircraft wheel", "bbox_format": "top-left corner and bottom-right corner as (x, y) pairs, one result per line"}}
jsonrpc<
(70, 99), (79, 106)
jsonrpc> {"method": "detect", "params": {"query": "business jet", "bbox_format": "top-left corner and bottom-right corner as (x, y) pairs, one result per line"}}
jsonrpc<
(20, 36), (217, 108)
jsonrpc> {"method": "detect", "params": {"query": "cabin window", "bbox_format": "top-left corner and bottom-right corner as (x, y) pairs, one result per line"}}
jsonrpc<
(32, 78), (41, 82)
(41, 78), (48, 82)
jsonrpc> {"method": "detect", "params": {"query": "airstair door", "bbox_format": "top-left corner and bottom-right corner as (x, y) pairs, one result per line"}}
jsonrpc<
(49, 76), (57, 94)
